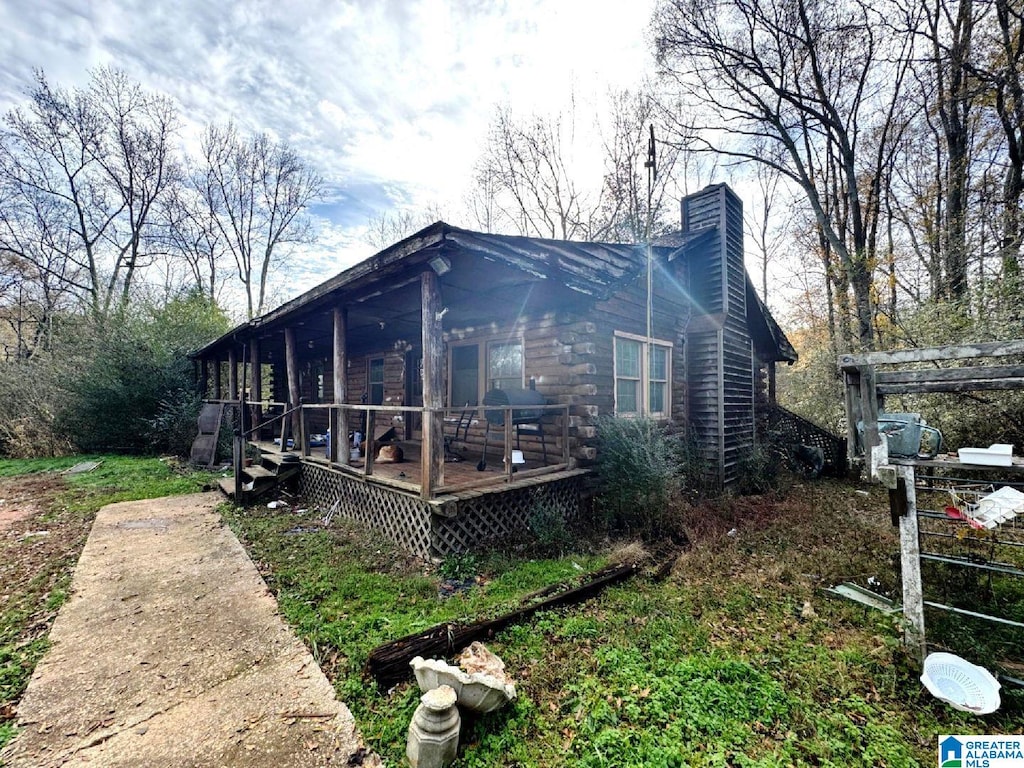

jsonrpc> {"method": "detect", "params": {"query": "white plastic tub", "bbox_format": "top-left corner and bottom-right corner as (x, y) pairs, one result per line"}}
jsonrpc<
(958, 443), (1014, 466)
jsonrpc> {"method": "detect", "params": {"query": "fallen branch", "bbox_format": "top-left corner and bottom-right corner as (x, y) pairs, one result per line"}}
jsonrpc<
(364, 556), (669, 690)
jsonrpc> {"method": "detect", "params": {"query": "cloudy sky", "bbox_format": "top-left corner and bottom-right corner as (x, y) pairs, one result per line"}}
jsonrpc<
(0, 0), (660, 298)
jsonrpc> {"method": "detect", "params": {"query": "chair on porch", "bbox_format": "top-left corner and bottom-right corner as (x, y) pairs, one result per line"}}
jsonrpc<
(444, 405), (474, 462)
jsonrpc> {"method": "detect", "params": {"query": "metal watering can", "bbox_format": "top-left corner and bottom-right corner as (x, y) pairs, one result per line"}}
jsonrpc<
(858, 412), (943, 459)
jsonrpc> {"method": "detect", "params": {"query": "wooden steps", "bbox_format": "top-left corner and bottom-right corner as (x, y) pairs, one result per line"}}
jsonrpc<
(218, 447), (302, 501)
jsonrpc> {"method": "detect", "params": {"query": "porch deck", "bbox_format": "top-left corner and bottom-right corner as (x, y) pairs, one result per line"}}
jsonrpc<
(252, 437), (573, 498)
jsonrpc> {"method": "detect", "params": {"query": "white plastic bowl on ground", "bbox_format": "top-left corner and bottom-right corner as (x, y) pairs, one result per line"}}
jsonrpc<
(921, 652), (1001, 714)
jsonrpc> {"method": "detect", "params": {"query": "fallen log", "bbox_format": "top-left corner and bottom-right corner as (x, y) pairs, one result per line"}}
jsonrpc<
(365, 560), (642, 690)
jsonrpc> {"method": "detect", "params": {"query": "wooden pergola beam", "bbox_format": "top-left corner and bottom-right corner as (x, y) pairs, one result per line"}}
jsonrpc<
(839, 339), (1024, 369)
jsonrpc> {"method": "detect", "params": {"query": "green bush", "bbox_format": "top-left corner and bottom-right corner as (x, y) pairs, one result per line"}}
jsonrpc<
(57, 292), (229, 455)
(594, 416), (689, 539)
(149, 388), (205, 456)
(439, 552), (479, 581)
(733, 443), (781, 495)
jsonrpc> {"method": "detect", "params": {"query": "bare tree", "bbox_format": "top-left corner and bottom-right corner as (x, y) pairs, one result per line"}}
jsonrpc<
(469, 94), (690, 244)
(982, 0), (1024, 283)
(196, 123), (322, 319)
(597, 88), (685, 242)
(160, 183), (225, 301)
(654, 0), (915, 349)
(0, 183), (79, 357)
(470, 106), (598, 240)
(0, 68), (180, 320)
(364, 203), (447, 251)
(912, 0), (988, 299)
(742, 158), (791, 305)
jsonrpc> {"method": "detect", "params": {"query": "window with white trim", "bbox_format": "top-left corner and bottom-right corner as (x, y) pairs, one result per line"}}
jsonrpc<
(614, 332), (672, 418)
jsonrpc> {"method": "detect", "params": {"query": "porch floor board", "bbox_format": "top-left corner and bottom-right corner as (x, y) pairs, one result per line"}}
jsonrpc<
(250, 439), (564, 496)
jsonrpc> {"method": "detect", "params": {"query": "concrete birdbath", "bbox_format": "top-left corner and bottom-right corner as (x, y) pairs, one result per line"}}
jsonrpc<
(410, 642), (516, 714)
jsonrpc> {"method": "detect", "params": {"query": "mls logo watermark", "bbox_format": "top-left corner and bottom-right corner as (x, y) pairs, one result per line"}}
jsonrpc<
(940, 736), (1024, 767)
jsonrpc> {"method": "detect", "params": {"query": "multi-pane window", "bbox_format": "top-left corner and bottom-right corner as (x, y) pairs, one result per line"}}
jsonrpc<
(648, 345), (668, 415)
(487, 341), (523, 391)
(614, 337), (642, 415)
(449, 339), (525, 405)
(614, 333), (671, 418)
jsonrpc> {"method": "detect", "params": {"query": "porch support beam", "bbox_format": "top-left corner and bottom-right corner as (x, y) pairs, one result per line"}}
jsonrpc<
(228, 348), (238, 401)
(199, 358), (209, 399)
(421, 269), (444, 497)
(285, 327), (301, 444)
(249, 339), (262, 437)
(333, 306), (350, 465)
(213, 357), (222, 400)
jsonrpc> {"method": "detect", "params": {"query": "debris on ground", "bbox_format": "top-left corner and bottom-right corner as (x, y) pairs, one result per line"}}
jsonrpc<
(63, 461), (101, 475)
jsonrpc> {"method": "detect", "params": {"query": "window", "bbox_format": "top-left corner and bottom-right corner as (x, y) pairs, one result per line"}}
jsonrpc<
(648, 345), (669, 414)
(488, 341), (523, 391)
(614, 332), (672, 418)
(615, 337), (641, 415)
(368, 357), (384, 405)
(448, 338), (524, 406)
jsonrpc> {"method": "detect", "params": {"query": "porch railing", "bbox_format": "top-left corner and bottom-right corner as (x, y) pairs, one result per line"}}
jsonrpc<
(297, 402), (572, 500)
(207, 399), (573, 501)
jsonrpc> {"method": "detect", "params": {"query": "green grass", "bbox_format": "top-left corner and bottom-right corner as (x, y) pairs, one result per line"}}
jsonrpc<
(225, 481), (1024, 766)
(0, 455), (218, 754)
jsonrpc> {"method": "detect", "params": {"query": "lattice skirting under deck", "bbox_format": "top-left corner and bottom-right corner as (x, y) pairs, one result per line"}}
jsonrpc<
(299, 463), (584, 558)
(431, 477), (583, 556)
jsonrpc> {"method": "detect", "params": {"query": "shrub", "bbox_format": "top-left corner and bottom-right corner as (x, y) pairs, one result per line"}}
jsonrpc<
(734, 445), (775, 495)
(0, 358), (74, 457)
(149, 388), (205, 457)
(57, 292), (230, 455)
(594, 416), (689, 539)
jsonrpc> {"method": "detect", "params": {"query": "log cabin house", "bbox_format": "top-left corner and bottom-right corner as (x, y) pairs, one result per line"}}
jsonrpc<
(193, 183), (796, 557)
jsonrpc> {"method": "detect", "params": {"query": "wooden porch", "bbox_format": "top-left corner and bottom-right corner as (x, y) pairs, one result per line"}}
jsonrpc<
(243, 401), (574, 499)
(226, 407), (579, 558)
(214, 400), (585, 557)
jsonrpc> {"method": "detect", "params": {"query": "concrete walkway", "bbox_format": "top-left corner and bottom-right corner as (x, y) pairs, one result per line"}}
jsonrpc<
(1, 492), (379, 768)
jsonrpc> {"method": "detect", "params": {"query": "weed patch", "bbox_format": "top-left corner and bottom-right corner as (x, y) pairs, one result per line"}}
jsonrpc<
(228, 479), (1024, 766)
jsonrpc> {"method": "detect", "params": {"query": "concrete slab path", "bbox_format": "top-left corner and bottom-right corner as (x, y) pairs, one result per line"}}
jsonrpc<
(1, 492), (379, 768)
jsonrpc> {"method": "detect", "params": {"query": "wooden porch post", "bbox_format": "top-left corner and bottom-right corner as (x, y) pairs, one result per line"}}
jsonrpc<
(214, 357), (223, 400)
(228, 348), (238, 401)
(285, 327), (301, 445)
(333, 306), (350, 465)
(249, 338), (262, 438)
(421, 270), (445, 497)
(199, 358), (209, 399)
